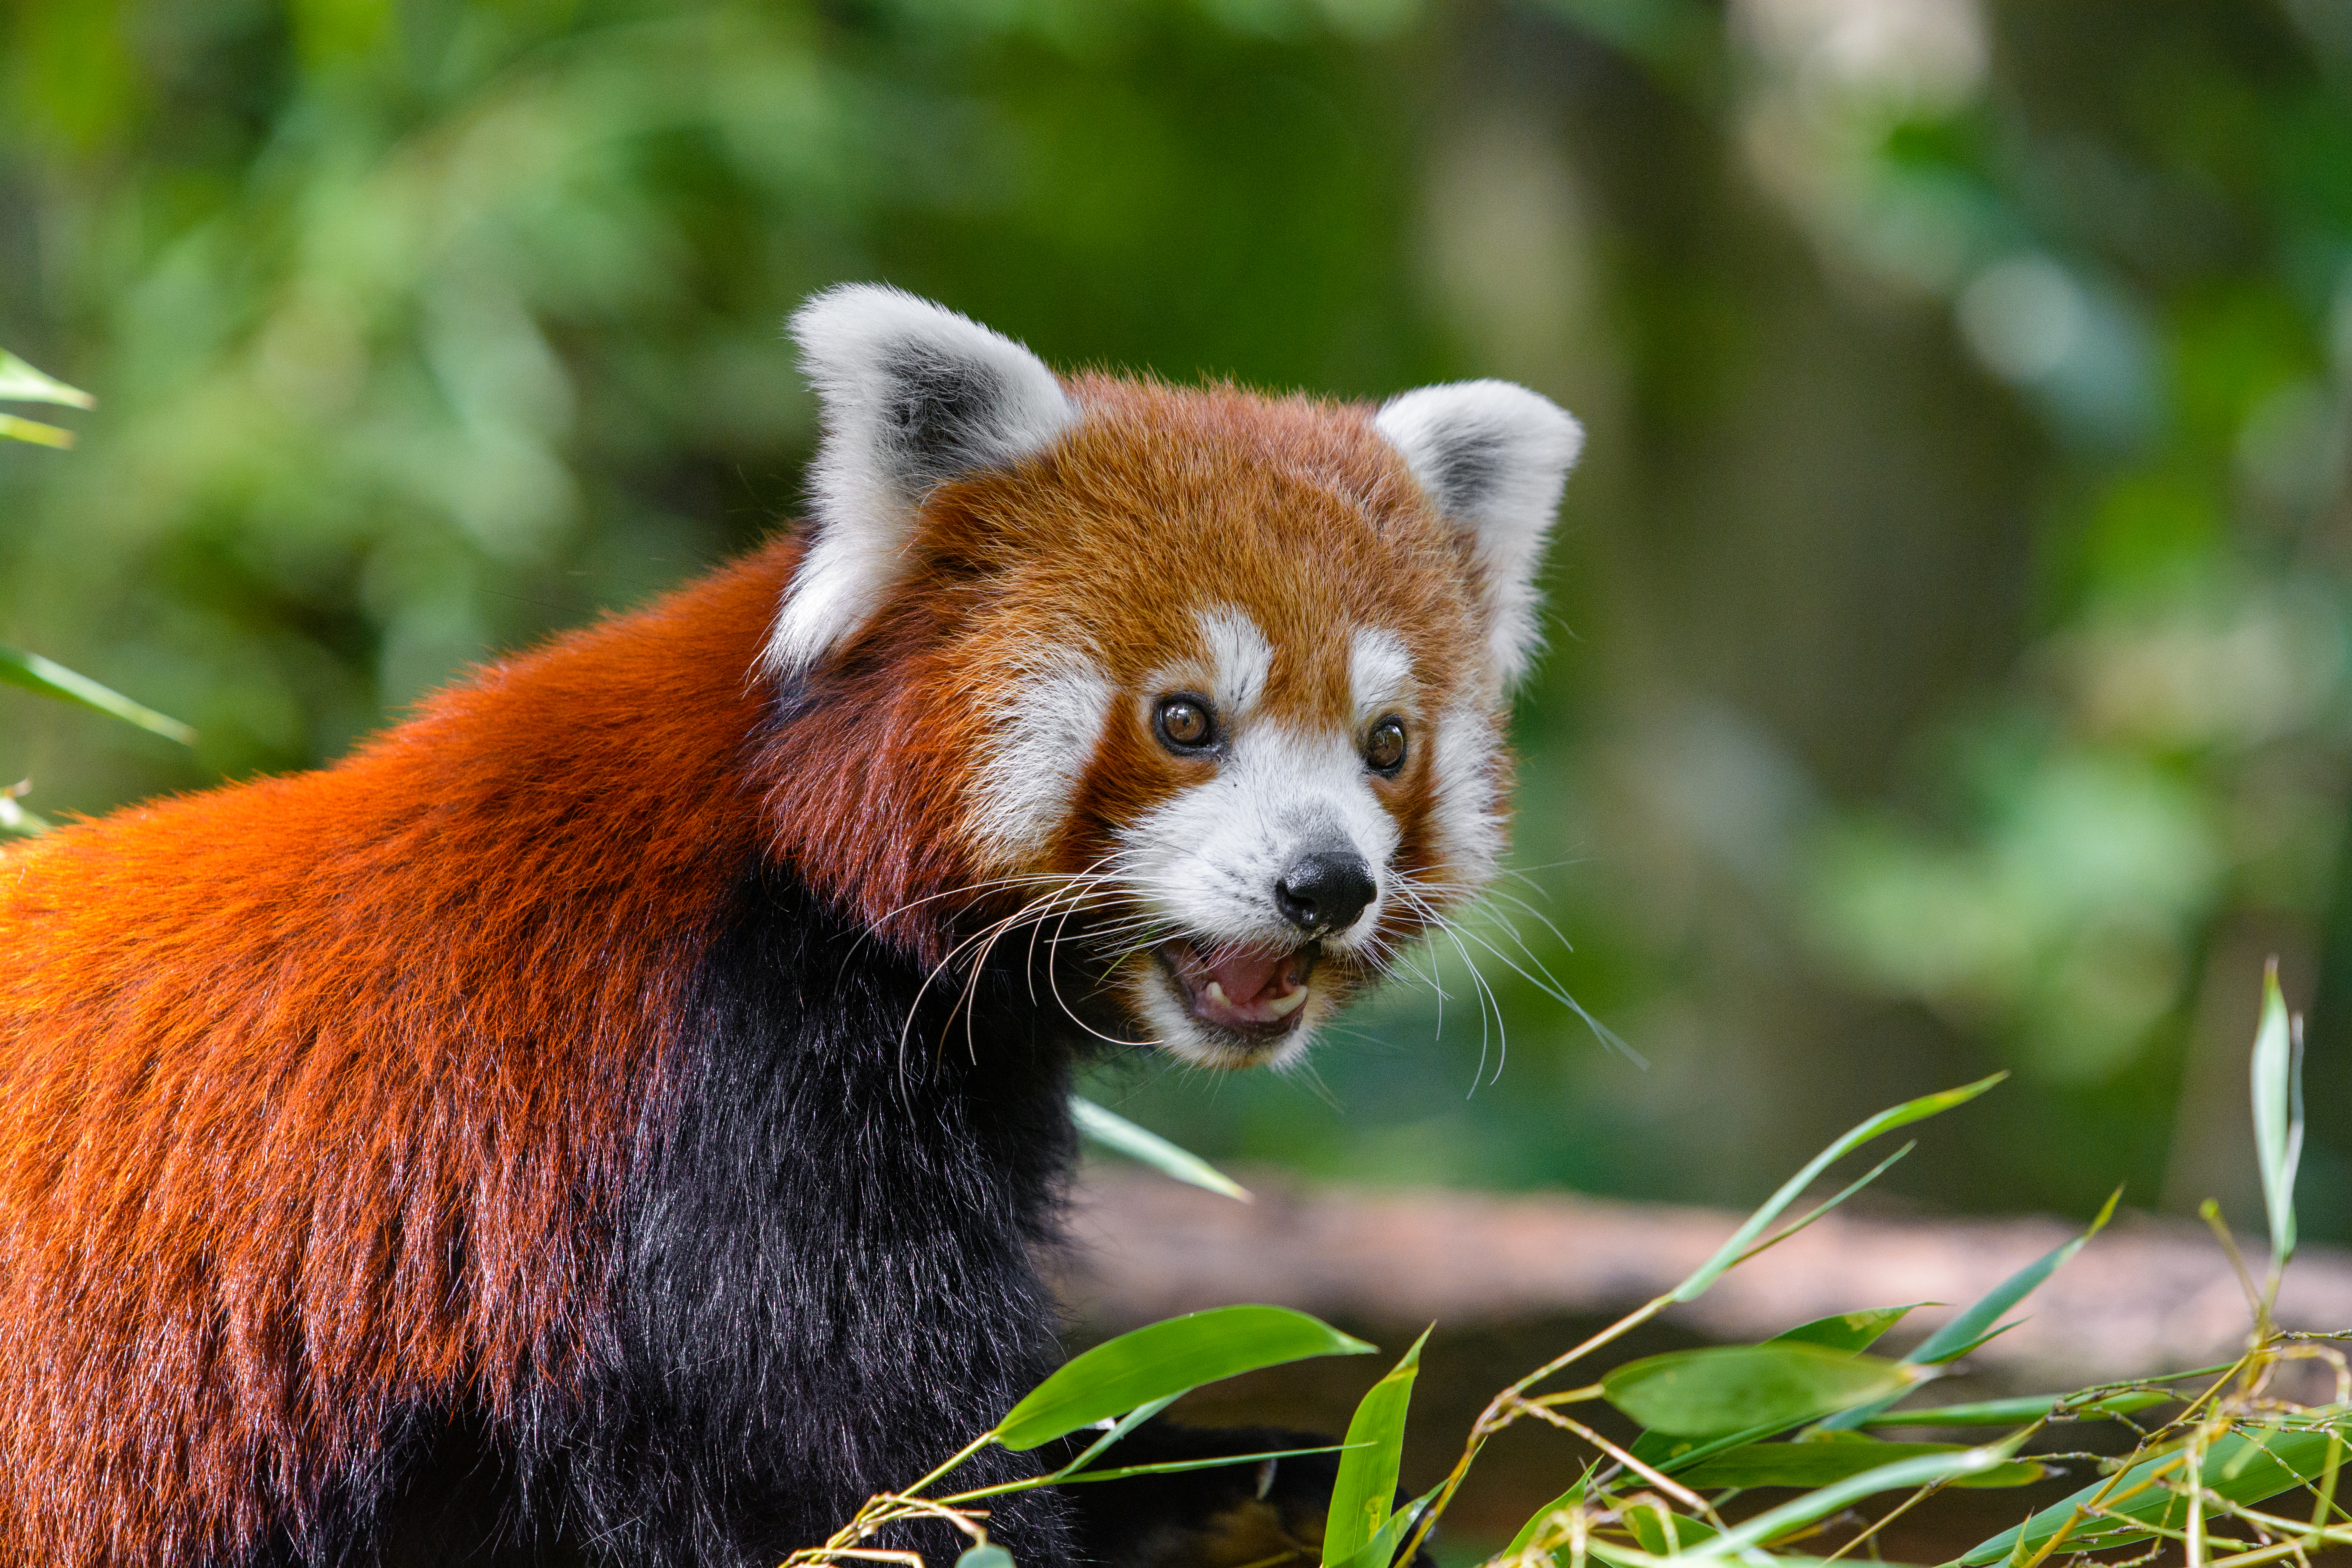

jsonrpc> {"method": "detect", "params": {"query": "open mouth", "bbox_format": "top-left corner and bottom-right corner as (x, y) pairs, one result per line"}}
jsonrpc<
(1155, 939), (1315, 1038)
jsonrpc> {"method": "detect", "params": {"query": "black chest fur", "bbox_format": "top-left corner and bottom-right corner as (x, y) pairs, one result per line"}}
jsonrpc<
(374, 858), (1086, 1568)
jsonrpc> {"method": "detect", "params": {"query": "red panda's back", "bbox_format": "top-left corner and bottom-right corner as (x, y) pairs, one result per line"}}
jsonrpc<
(0, 541), (793, 1567)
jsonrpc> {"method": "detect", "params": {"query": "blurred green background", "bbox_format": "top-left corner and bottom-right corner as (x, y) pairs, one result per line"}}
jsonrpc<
(6, 0), (2351, 1238)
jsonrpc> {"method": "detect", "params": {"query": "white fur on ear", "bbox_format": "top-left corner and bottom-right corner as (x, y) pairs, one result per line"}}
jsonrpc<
(1374, 381), (1584, 688)
(766, 285), (1077, 677)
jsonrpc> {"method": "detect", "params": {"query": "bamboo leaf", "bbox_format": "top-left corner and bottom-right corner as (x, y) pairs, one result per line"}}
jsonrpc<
(1677, 1442), (2024, 1562)
(1910, 1189), (2118, 1368)
(1820, 1190), (2117, 1432)
(1501, 1479), (1588, 1561)
(1602, 1345), (1923, 1438)
(1071, 1095), (1250, 1201)
(0, 782), (47, 837)
(2251, 961), (2304, 1273)
(1857, 1390), (2168, 1428)
(0, 645), (196, 745)
(1626, 1499), (1721, 1555)
(1323, 1328), (1429, 1567)
(0, 412), (74, 448)
(1053, 1393), (1183, 1477)
(1671, 1076), (2005, 1303)
(1958, 1422), (2348, 1564)
(1626, 1308), (1929, 1475)
(994, 1307), (1372, 1451)
(0, 351), (95, 408)
(1771, 1305), (1924, 1355)
(1050, 1443), (1348, 1487)
(1332, 1484), (1439, 1568)
(1676, 1437), (2045, 1490)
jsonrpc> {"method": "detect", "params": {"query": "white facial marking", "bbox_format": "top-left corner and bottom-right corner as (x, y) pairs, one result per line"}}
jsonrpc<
(1132, 967), (1335, 1072)
(1123, 723), (1399, 951)
(966, 649), (1113, 865)
(1349, 627), (1414, 721)
(766, 286), (1077, 678)
(1195, 606), (1273, 719)
(1426, 702), (1503, 888)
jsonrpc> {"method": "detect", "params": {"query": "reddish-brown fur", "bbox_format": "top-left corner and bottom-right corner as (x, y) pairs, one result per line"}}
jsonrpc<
(0, 550), (804, 1563)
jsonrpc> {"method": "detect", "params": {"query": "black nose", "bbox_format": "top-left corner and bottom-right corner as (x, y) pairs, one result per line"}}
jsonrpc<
(1274, 849), (1376, 935)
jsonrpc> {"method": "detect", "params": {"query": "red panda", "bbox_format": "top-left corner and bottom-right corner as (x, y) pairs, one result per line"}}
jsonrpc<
(0, 286), (1583, 1568)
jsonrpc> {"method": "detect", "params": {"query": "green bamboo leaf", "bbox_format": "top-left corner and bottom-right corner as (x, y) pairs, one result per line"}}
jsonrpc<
(956, 1545), (1014, 1568)
(0, 645), (196, 745)
(1904, 1188), (2116, 1368)
(0, 351), (95, 408)
(1071, 1095), (1250, 1201)
(1857, 1390), (2168, 1428)
(994, 1307), (1373, 1451)
(1677, 1442), (2023, 1562)
(1501, 1478), (1588, 1560)
(1671, 1076), (2005, 1303)
(0, 783), (47, 837)
(1772, 1305), (1924, 1355)
(1820, 1190), (2118, 1432)
(1626, 1308), (1930, 1474)
(1631, 1419), (1778, 1476)
(2251, 961), (2304, 1272)
(1323, 1328), (1429, 1568)
(1958, 1422), (2348, 1564)
(1054, 1393), (1183, 1477)
(1051, 1442), (1347, 1487)
(1677, 1436), (2045, 1490)
(1626, 1499), (1721, 1555)
(1602, 1345), (1923, 1438)
(1332, 1484), (1439, 1568)
(0, 412), (74, 448)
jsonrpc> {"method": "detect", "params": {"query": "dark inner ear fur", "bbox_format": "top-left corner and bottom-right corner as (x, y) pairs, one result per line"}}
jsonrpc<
(877, 340), (1027, 495)
(1417, 415), (1511, 521)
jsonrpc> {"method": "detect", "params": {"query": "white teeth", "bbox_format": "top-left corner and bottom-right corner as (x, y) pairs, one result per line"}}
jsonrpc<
(1262, 985), (1308, 1018)
(1205, 980), (1231, 1007)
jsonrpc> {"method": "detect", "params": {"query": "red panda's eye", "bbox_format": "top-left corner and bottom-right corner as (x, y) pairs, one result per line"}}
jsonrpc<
(1365, 716), (1407, 774)
(1154, 695), (1216, 753)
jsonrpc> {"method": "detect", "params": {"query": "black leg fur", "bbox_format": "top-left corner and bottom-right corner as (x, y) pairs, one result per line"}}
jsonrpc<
(345, 862), (1362, 1568)
(552, 859), (1082, 1568)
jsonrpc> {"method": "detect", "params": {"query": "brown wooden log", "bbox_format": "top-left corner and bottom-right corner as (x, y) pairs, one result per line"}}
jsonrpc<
(1063, 1166), (2352, 1386)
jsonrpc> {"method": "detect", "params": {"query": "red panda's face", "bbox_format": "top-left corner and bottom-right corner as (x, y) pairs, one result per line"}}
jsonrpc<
(765, 289), (1583, 1069)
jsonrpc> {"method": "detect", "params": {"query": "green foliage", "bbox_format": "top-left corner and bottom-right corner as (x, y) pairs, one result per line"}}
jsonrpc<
(0, 644), (194, 747)
(1855, 1390), (2170, 1429)
(1670, 1076), (2004, 1303)
(1767, 1307), (1920, 1354)
(1600, 1346), (1920, 1439)
(1332, 1485), (1439, 1568)
(1958, 1424), (2351, 1566)
(1068, 1095), (1250, 1201)
(2251, 961), (2305, 1276)
(992, 1305), (1372, 1451)
(1323, 1329), (1427, 1568)
(793, 1000), (2352, 1568)
(1673, 1436), (2045, 1492)
(0, 349), (93, 447)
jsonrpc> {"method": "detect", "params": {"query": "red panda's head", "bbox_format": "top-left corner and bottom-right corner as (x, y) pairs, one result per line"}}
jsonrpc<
(759, 287), (1582, 1069)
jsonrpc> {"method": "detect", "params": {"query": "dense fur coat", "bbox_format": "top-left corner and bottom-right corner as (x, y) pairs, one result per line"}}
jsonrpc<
(0, 289), (1581, 1567)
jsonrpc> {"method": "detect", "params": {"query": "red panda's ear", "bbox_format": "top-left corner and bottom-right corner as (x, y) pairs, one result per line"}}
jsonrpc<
(1374, 381), (1584, 690)
(765, 285), (1076, 678)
